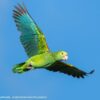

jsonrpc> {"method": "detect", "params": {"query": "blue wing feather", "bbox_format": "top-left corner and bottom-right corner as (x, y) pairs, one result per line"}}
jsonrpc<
(13, 4), (49, 57)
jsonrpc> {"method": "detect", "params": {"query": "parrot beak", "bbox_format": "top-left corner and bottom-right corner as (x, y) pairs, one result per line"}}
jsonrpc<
(63, 55), (68, 61)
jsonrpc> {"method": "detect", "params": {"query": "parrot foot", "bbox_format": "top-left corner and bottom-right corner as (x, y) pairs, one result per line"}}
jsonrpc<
(23, 63), (33, 71)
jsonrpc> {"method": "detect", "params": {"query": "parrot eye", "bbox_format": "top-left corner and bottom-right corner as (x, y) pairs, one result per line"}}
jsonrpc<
(61, 52), (64, 55)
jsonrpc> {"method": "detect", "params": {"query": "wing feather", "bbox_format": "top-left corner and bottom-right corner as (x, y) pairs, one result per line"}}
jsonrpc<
(46, 61), (94, 78)
(13, 4), (49, 57)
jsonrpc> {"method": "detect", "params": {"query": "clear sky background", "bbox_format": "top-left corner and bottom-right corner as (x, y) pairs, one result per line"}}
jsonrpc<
(0, 0), (99, 100)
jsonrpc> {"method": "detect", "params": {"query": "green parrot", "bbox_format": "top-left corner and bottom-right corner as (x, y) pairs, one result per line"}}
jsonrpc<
(12, 4), (94, 78)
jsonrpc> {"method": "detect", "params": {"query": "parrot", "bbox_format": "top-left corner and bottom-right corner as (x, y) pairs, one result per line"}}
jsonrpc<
(12, 4), (94, 78)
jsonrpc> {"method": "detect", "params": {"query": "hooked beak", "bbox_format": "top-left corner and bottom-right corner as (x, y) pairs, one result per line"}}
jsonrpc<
(63, 55), (68, 61)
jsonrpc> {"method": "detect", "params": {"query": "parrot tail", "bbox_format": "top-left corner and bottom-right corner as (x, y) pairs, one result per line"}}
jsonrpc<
(12, 62), (25, 73)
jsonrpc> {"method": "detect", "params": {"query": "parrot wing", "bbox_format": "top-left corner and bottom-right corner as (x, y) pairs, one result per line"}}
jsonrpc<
(45, 61), (94, 78)
(13, 4), (49, 57)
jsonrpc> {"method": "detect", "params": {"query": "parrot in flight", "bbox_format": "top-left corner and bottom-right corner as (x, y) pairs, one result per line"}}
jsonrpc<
(12, 4), (94, 78)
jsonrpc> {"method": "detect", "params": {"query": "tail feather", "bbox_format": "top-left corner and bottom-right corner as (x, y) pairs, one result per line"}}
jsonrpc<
(12, 62), (25, 73)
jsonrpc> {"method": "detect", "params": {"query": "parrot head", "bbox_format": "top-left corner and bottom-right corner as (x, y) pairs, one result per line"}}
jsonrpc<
(55, 51), (68, 61)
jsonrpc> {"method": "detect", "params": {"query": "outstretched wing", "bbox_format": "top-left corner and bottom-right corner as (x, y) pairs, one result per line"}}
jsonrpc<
(13, 4), (49, 57)
(46, 61), (94, 78)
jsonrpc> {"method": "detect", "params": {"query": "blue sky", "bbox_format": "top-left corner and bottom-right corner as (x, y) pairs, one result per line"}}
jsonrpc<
(0, 0), (99, 100)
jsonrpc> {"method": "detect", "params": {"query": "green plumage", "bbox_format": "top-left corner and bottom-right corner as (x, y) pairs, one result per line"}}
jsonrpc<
(13, 4), (49, 57)
(12, 4), (94, 78)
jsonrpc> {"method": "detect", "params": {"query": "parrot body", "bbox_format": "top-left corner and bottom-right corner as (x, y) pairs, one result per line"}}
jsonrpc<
(13, 51), (67, 73)
(27, 52), (55, 68)
(12, 4), (94, 78)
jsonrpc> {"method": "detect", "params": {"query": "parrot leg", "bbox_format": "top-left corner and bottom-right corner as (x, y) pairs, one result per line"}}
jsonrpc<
(23, 64), (33, 71)
(23, 62), (34, 71)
